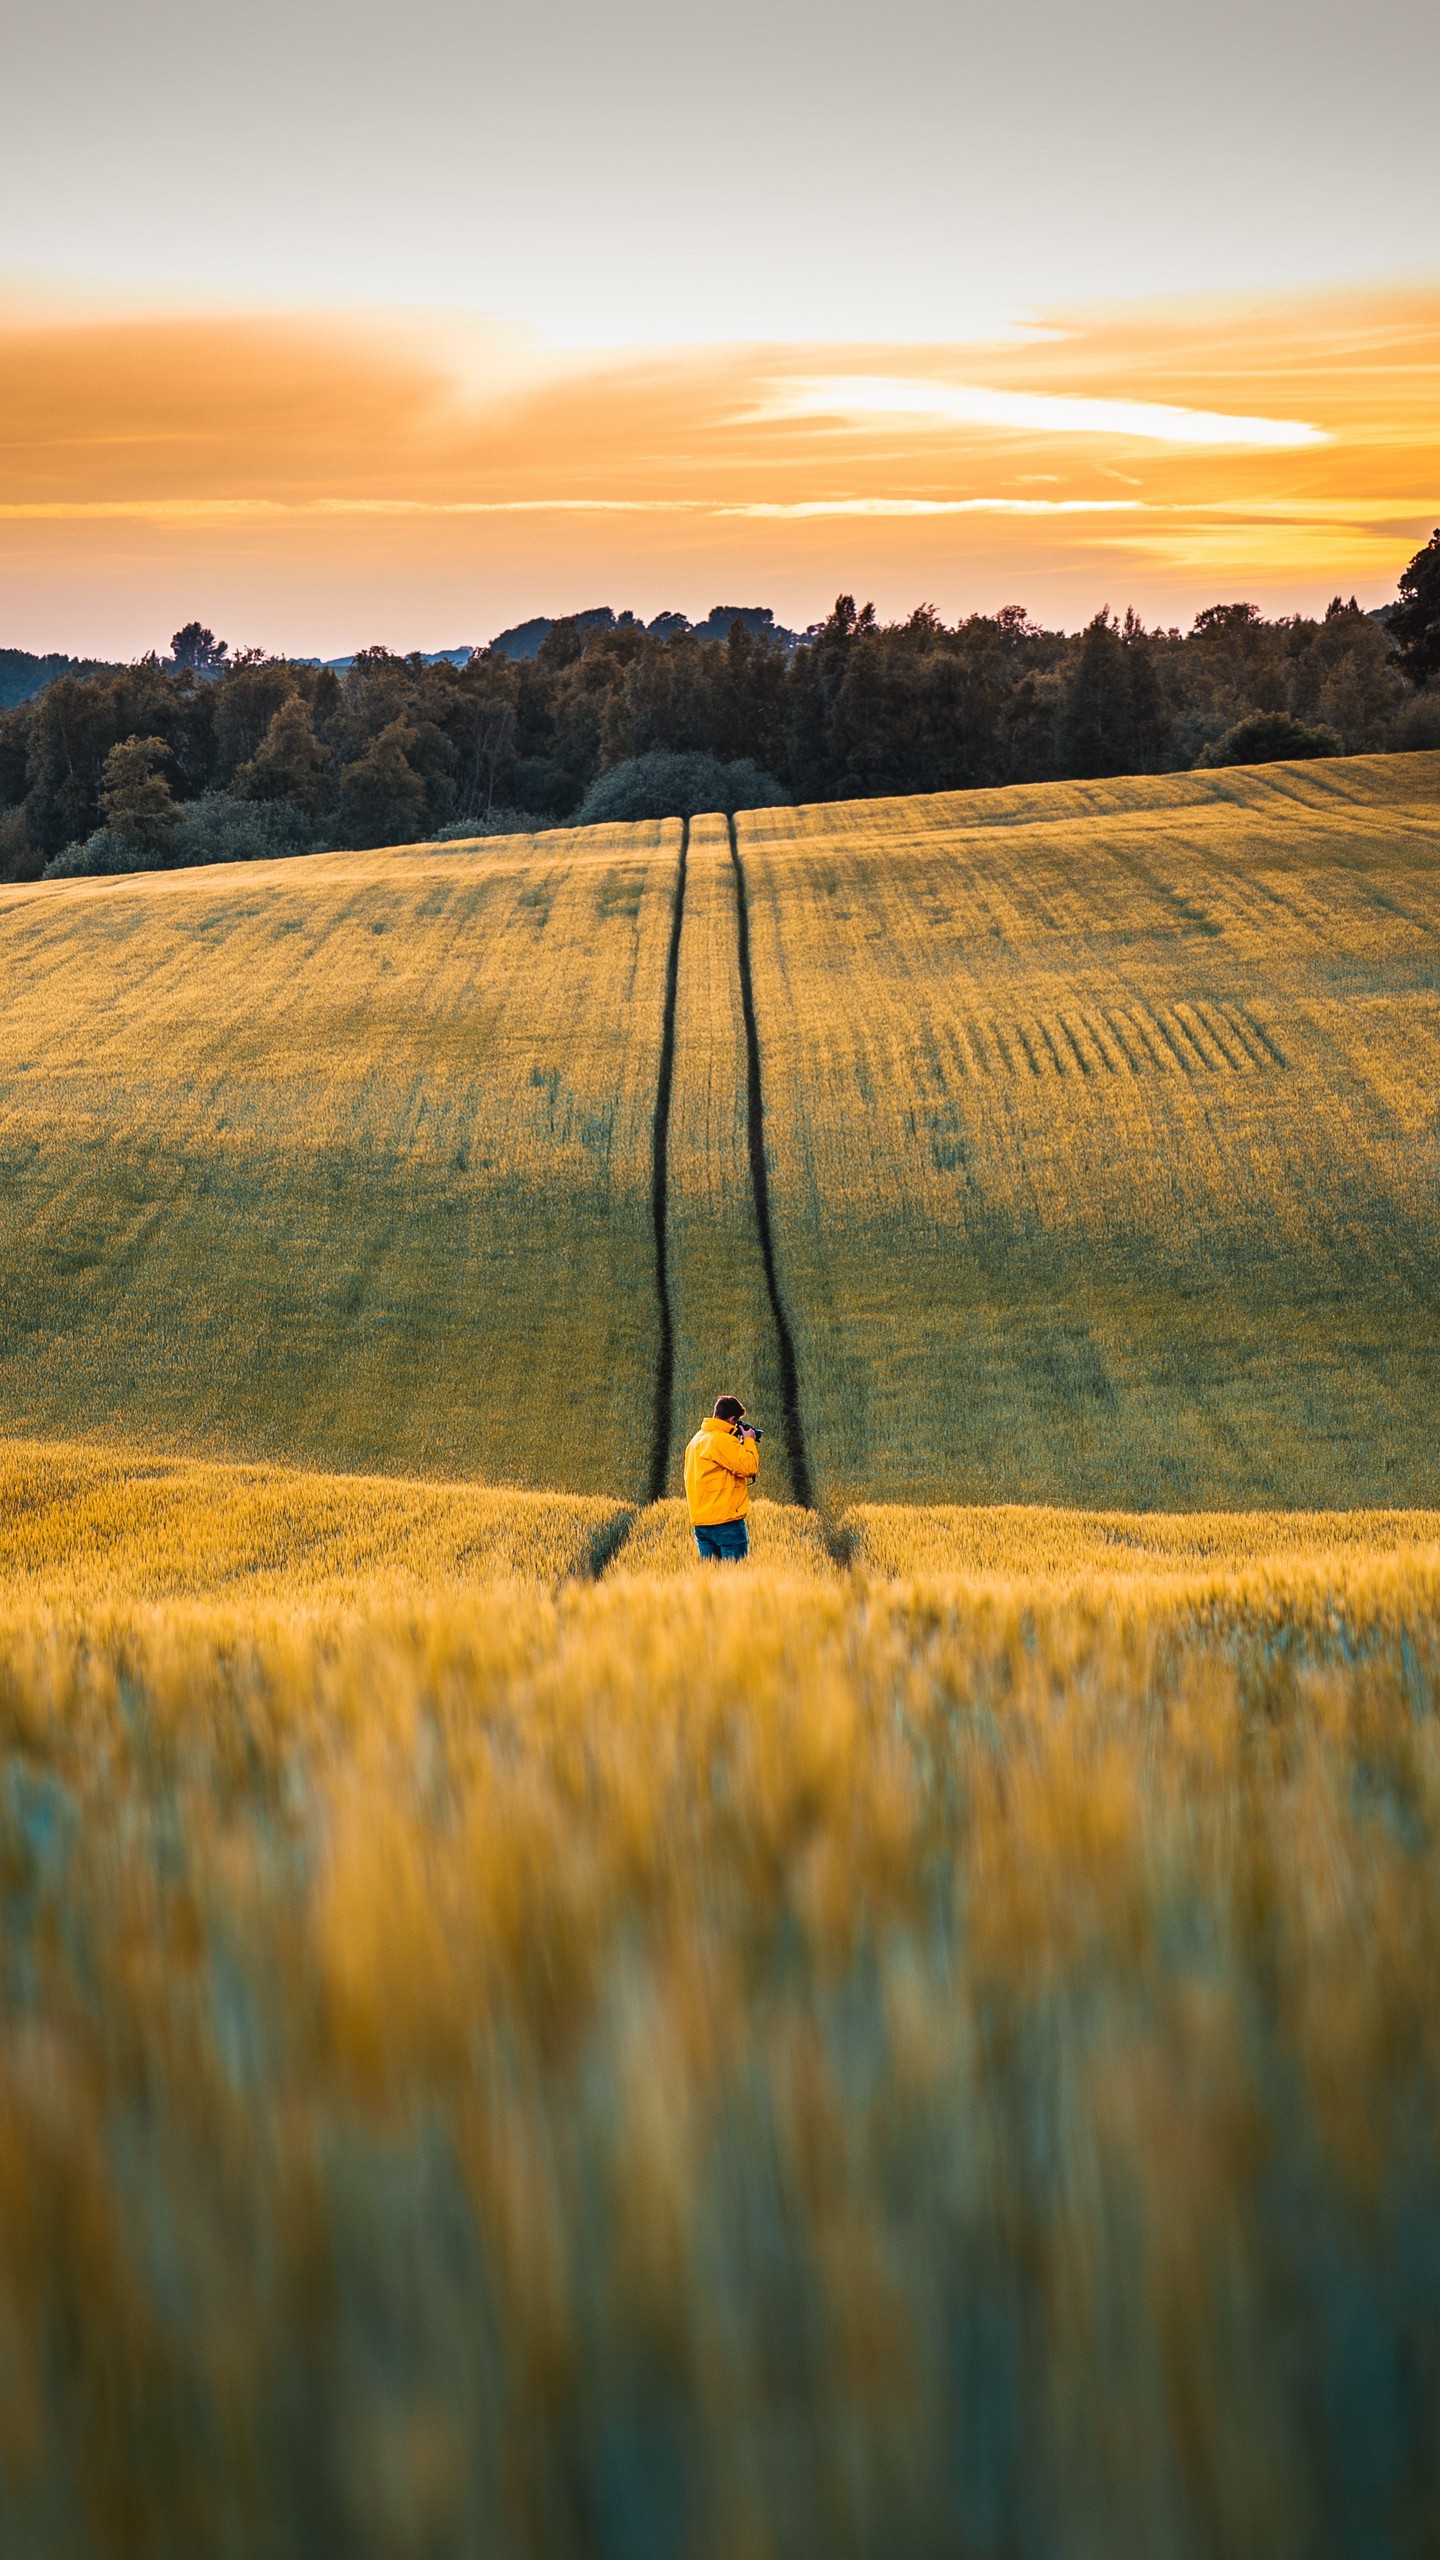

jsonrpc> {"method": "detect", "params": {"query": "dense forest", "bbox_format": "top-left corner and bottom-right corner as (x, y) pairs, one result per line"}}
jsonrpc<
(3, 531), (1438, 879)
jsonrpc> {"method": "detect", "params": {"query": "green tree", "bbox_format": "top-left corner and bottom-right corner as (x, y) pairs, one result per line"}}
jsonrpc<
(0, 702), (31, 814)
(234, 695), (333, 823)
(576, 751), (788, 824)
(337, 721), (428, 848)
(170, 623), (229, 673)
(445, 658), (519, 823)
(1060, 610), (1134, 777)
(1390, 529), (1440, 689)
(20, 667), (206, 855)
(785, 596), (878, 800)
(1199, 710), (1339, 766)
(1186, 600), (1280, 723)
(1120, 609), (1174, 772)
(212, 663), (301, 779)
(99, 735), (182, 851)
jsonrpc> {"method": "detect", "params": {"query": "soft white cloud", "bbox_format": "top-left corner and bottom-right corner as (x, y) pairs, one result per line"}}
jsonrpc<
(0, 495), (1144, 523)
(721, 497), (1143, 518)
(758, 376), (1329, 450)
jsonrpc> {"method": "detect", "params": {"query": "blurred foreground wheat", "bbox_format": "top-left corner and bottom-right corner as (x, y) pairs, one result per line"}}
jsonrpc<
(1, 1490), (1438, 2556)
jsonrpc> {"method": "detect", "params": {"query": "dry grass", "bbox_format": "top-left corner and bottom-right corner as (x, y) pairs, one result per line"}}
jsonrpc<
(742, 752), (1440, 1508)
(852, 1494), (1440, 1583)
(0, 1436), (627, 1601)
(0, 1483), (1438, 2557)
(0, 828), (677, 1490)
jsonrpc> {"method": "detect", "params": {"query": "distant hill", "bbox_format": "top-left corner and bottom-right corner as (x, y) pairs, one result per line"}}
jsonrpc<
(0, 649), (119, 710)
(4, 644), (478, 697)
(487, 605), (799, 660)
(3, 625), (800, 686)
(487, 610), (623, 660)
(689, 605), (799, 649)
(299, 647), (477, 673)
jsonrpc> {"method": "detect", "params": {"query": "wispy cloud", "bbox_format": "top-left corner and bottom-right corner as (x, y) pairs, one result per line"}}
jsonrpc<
(0, 282), (1432, 649)
(0, 495), (1143, 523)
(756, 376), (1329, 449)
(718, 497), (1143, 518)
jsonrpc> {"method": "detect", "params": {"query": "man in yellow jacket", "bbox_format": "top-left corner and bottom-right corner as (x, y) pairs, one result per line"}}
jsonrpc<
(683, 1395), (760, 1562)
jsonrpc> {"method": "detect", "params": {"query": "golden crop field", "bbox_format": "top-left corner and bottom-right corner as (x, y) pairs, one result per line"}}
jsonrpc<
(0, 1435), (631, 1600)
(1, 1463), (1439, 2556)
(0, 826), (678, 1492)
(744, 752), (1440, 1509)
(4, 755), (1440, 2554)
(4, 755), (1437, 1516)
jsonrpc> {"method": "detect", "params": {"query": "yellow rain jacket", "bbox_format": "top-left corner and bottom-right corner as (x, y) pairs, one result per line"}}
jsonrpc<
(683, 1415), (760, 1525)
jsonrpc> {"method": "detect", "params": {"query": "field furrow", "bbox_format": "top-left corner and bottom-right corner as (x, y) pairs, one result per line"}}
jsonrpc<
(661, 815), (793, 1493)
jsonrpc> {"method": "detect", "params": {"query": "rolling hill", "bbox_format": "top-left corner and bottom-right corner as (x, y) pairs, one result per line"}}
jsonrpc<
(743, 752), (1440, 1507)
(0, 822), (677, 1490)
(1, 751), (1437, 1513)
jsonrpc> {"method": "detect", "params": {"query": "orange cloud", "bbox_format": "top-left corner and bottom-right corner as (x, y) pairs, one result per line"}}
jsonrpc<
(0, 283), (1434, 651)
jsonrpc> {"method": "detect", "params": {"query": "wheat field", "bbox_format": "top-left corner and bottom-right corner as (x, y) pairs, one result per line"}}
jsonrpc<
(0, 827), (677, 1491)
(0, 1435), (631, 1599)
(1, 1465), (1439, 2557)
(3, 757), (1440, 2554)
(2, 757), (1438, 1512)
(743, 752), (1440, 1509)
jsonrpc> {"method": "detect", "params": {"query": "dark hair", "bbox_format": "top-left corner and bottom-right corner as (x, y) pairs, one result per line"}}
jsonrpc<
(713, 1395), (746, 1422)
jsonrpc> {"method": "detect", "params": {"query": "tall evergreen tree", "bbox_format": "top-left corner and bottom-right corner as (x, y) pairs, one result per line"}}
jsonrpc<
(336, 721), (428, 848)
(1391, 530), (1440, 689)
(234, 696), (332, 822)
(99, 736), (182, 852)
(1061, 611), (1132, 777)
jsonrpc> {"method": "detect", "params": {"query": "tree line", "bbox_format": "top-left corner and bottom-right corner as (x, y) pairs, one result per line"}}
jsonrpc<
(2, 531), (1437, 878)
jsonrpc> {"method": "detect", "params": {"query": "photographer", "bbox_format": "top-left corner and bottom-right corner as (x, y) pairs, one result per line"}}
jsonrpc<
(683, 1395), (762, 1563)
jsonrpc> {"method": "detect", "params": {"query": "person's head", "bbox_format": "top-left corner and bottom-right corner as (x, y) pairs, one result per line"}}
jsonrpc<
(713, 1395), (746, 1424)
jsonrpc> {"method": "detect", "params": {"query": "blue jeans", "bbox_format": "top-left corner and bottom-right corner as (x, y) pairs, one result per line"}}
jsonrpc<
(694, 1518), (749, 1563)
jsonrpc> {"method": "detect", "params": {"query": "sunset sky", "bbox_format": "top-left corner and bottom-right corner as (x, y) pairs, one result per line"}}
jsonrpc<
(3, 0), (1437, 656)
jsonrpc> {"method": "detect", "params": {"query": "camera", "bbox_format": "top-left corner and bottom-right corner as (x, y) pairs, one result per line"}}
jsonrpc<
(741, 1421), (764, 1441)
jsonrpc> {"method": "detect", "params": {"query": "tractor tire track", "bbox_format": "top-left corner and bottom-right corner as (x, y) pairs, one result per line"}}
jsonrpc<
(644, 817), (689, 1507)
(727, 815), (816, 1513)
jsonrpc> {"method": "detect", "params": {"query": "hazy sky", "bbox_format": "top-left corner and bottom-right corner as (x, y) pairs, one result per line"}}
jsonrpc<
(3, 0), (1437, 650)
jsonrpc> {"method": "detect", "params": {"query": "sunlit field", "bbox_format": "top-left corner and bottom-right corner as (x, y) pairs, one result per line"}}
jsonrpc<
(3, 757), (1438, 1510)
(1, 1455), (1439, 2556)
(4, 757), (1440, 2553)
(0, 1437), (631, 1600)
(0, 826), (677, 1491)
(744, 753), (1440, 1508)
